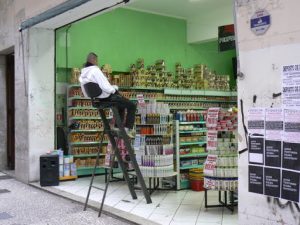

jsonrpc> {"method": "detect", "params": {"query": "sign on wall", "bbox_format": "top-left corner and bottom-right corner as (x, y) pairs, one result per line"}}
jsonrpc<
(218, 24), (235, 52)
(248, 107), (300, 203)
(250, 9), (271, 36)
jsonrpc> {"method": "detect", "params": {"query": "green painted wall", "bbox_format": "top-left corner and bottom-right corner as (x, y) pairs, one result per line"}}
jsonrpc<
(56, 8), (236, 85)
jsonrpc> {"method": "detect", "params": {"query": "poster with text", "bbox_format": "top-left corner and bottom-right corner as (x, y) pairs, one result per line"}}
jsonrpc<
(283, 109), (300, 170)
(207, 130), (218, 151)
(249, 165), (264, 194)
(249, 136), (264, 164)
(264, 167), (281, 198)
(265, 108), (283, 167)
(282, 64), (300, 108)
(281, 170), (300, 202)
(206, 108), (220, 129)
(248, 108), (265, 135)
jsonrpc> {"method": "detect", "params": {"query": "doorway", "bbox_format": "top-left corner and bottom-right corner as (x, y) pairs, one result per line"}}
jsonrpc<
(6, 53), (15, 170)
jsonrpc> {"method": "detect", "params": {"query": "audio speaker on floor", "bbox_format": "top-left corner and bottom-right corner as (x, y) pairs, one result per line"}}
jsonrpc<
(40, 154), (59, 187)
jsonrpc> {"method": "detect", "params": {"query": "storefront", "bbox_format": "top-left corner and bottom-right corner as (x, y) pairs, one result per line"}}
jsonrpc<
(1, 0), (300, 225)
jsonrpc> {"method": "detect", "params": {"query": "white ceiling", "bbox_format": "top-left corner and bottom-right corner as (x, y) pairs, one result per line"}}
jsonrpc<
(126, 0), (233, 20)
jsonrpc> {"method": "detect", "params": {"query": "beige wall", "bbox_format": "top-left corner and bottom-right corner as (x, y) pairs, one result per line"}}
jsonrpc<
(236, 0), (300, 224)
(0, 0), (66, 181)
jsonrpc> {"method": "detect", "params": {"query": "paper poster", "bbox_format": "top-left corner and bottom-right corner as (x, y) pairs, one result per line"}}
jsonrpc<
(136, 94), (145, 107)
(249, 165), (264, 194)
(265, 140), (281, 167)
(282, 64), (300, 108)
(248, 108), (265, 135)
(249, 136), (264, 164)
(281, 170), (300, 202)
(265, 108), (283, 141)
(206, 131), (218, 151)
(206, 108), (220, 129)
(282, 109), (300, 171)
(264, 167), (281, 198)
(265, 108), (283, 167)
(204, 155), (218, 177)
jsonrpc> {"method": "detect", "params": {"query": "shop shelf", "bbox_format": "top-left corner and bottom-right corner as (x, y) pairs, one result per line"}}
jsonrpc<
(76, 167), (106, 176)
(180, 179), (190, 189)
(179, 129), (207, 134)
(170, 107), (207, 110)
(136, 123), (172, 125)
(68, 107), (96, 110)
(180, 141), (206, 146)
(59, 176), (78, 181)
(179, 121), (206, 124)
(68, 84), (81, 88)
(164, 88), (237, 97)
(138, 133), (172, 136)
(68, 96), (89, 101)
(130, 98), (236, 103)
(70, 129), (103, 133)
(73, 153), (106, 158)
(69, 141), (108, 145)
(119, 86), (164, 91)
(69, 116), (101, 120)
(180, 152), (208, 158)
(180, 164), (204, 170)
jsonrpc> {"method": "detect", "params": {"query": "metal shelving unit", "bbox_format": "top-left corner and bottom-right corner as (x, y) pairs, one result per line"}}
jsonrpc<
(175, 120), (208, 190)
(67, 84), (107, 176)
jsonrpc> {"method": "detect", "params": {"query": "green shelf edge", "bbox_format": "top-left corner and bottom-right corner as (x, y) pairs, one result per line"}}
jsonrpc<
(70, 130), (103, 133)
(180, 164), (204, 170)
(180, 141), (206, 146)
(73, 154), (105, 158)
(179, 121), (206, 124)
(69, 117), (101, 120)
(180, 153), (208, 158)
(69, 141), (108, 145)
(179, 129), (207, 134)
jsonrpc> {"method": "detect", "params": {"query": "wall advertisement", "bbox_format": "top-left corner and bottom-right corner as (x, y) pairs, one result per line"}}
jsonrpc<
(248, 107), (300, 202)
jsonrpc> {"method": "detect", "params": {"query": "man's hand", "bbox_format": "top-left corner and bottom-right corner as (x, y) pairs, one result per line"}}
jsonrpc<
(112, 85), (119, 91)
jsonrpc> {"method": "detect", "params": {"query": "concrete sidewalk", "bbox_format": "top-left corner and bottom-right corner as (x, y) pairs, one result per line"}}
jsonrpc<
(0, 172), (133, 225)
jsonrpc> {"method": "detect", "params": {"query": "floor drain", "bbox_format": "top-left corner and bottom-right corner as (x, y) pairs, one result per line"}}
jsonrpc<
(0, 212), (13, 220)
(0, 189), (11, 194)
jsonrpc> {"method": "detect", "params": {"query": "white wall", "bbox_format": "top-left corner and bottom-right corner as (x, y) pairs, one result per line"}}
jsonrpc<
(0, 56), (7, 170)
(236, 0), (300, 224)
(187, 3), (233, 43)
(28, 28), (55, 182)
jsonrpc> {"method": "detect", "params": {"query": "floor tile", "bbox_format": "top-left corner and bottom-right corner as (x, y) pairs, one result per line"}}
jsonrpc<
(131, 205), (156, 218)
(172, 204), (201, 223)
(196, 207), (223, 223)
(148, 213), (173, 225)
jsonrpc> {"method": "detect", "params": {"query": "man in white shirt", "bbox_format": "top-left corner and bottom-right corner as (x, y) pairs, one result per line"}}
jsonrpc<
(79, 52), (136, 138)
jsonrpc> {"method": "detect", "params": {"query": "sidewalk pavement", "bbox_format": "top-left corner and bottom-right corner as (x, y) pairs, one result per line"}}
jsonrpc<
(0, 172), (133, 225)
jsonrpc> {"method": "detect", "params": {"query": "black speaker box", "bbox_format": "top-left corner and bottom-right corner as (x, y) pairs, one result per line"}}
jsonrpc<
(40, 154), (59, 187)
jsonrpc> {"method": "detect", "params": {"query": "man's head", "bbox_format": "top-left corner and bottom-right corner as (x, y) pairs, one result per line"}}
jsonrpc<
(86, 52), (98, 66)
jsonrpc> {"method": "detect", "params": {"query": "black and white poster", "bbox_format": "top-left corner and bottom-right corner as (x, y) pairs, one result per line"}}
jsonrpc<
(282, 64), (300, 109)
(249, 137), (264, 164)
(281, 170), (300, 202)
(249, 165), (264, 194)
(265, 108), (283, 167)
(248, 108), (265, 164)
(264, 167), (281, 198)
(283, 109), (300, 171)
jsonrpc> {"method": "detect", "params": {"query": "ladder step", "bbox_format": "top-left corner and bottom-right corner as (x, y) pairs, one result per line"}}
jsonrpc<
(91, 186), (105, 191)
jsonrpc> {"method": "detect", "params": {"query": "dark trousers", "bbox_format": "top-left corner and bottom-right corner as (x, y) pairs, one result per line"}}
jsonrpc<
(106, 93), (136, 129)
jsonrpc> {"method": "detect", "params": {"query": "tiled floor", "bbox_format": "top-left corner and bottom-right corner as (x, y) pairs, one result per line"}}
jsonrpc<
(52, 175), (238, 225)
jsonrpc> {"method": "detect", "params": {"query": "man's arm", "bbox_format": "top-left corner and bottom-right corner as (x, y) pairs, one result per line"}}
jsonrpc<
(93, 68), (116, 94)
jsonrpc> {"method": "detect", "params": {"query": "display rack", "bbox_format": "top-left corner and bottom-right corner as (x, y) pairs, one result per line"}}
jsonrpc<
(133, 101), (177, 193)
(174, 111), (208, 190)
(67, 85), (109, 176)
(203, 108), (238, 212)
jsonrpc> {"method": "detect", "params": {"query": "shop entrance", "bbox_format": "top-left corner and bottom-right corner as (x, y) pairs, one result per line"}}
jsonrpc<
(6, 53), (15, 170)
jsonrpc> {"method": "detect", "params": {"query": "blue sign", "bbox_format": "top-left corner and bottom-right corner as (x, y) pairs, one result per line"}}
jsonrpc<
(250, 9), (271, 35)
